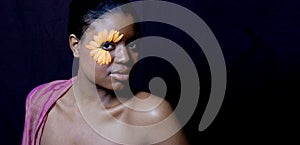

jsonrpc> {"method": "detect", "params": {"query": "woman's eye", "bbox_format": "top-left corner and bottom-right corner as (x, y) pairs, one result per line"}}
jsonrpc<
(101, 42), (115, 51)
(128, 43), (137, 50)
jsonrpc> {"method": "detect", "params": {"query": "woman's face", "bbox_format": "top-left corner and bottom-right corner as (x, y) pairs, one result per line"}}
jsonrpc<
(77, 12), (139, 91)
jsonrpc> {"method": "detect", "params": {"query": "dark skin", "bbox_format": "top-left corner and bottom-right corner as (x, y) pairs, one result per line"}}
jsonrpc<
(40, 12), (189, 145)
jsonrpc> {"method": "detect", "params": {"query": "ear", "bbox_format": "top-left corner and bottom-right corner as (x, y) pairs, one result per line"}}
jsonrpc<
(69, 34), (80, 58)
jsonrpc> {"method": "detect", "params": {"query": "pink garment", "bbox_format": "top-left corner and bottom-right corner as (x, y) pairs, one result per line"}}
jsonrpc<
(22, 77), (76, 145)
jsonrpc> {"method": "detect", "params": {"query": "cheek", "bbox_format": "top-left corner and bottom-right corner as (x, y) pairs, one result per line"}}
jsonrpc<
(130, 50), (139, 63)
(79, 45), (108, 78)
(79, 46), (94, 70)
(81, 49), (90, 61)
(94, 64), (109, 77)
(94, 64), (112, 89)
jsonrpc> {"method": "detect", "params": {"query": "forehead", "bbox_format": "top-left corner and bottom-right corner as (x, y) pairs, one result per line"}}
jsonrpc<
(89, 13), (136, 36)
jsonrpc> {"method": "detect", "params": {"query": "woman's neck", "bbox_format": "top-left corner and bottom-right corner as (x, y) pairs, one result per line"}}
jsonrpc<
(73, 70), (121, 109)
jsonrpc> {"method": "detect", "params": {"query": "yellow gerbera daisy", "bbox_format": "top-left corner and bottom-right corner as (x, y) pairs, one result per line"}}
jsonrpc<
(86, 29), (124, 65)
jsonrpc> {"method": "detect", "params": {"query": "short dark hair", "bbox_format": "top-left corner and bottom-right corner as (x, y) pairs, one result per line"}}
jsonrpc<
(68, 0), (130, 39)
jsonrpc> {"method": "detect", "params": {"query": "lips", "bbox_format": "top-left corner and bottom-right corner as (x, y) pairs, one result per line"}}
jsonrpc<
(110, 68), (130, 81)
(109, 73), (129, 81)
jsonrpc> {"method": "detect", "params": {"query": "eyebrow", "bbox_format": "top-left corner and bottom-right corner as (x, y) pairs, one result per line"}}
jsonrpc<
(125, 31), (140, 43)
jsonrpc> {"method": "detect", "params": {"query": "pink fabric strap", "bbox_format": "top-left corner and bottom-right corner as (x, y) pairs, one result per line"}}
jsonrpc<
(22, 77), (76, 145)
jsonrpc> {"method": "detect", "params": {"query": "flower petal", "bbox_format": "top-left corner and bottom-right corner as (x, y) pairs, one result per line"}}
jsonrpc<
(94, 35), (100, 42)
(90, 49), (99, 56)
(102, 29), (108, 37)
(106, 51), (112, 64)
(86, 45), (96, 50)
(98, 49), (106, 65)
(93, 50), (102, 61)
(99, 50), (107, 65)
(112, 31), (120, 41)
(89, 41), (100, 47)
(87, 29), (121, 65)
(113, 34), (124, 43)
(98, 30), (108, 44)
(107, 30), (116, 42)
(104, 51), (108, 64)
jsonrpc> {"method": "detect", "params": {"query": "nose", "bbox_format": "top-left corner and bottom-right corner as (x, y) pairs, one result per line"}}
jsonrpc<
(114, 43), (130, 64)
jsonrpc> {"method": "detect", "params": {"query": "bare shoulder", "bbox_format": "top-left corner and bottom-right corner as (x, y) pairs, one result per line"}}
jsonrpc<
(25, 79), (71, 108)
(123, 91), (174, 126)
(123, 92), (189, 145)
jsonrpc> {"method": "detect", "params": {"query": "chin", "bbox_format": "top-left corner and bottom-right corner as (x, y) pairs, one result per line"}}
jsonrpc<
(112, 82), (126, 91)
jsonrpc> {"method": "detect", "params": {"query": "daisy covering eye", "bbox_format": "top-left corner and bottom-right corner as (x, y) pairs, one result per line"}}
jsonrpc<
(86, 29), (124, 65)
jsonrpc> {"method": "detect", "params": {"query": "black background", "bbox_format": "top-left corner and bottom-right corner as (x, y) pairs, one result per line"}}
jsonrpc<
(0, 0), (299, 144)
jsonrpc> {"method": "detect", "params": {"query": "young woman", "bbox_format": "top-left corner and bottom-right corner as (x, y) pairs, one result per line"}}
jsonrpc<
(22, 0), (188, 144)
